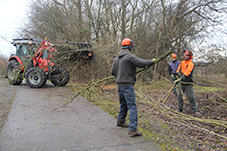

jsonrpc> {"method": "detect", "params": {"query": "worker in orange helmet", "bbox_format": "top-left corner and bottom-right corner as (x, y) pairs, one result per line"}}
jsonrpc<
(111, 38), (156, 137)
(168, 53), (180, 96)
(175, 49), (200, 115)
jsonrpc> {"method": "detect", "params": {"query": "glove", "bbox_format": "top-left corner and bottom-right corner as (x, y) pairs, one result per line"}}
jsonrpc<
(152, 58), (156, 62)
(176, 72), (182, 77)
(171, 74), (174, 78)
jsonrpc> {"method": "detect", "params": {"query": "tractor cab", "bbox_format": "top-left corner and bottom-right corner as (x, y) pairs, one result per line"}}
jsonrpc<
(11, 38), (43, 65)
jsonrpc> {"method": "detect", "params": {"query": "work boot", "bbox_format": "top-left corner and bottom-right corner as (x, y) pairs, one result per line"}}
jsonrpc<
(128, 130), (142, 137)
(117, 122), (129, 128)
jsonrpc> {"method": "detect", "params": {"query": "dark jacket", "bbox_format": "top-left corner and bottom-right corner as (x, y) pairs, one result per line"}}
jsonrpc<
(110, 49), (154, 86)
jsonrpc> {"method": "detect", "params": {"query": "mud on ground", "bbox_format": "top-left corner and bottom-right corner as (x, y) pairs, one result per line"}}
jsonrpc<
(0, 77), (17, 132)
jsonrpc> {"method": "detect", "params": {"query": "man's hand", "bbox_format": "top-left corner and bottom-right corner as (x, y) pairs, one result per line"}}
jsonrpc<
(174, 75), (186, 84)
(176, 72), (182, 77)
(174, 78), (180, 84)
(171, 74), (174, 78)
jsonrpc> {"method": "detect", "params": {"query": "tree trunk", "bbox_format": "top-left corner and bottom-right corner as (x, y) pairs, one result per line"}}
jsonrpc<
(77, 0), (83, 41)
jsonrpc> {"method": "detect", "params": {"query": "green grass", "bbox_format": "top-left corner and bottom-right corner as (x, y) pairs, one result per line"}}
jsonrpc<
(194, 85), (224, 92)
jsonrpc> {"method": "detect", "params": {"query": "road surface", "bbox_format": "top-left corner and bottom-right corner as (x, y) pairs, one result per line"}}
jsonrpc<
(0, 78), (162, 151)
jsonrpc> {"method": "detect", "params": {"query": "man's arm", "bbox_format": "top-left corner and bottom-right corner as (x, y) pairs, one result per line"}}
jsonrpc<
(110, 58), (117, 76)
(130, 54), (154, 68)
(168, 65), (172, 75)
(110, 59), (115, 76)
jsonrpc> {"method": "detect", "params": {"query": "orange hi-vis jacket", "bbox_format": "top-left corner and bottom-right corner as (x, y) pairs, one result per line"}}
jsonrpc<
(176, 59), (194, 82)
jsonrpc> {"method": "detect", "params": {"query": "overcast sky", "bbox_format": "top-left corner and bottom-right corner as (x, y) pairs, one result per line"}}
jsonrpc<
(0, 0), (28, 57)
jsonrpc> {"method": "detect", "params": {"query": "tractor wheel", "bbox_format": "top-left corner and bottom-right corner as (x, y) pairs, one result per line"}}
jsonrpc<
(25, 66), (47, 88)
(50, 68), (70, 86)
(6, 60), (23, 85)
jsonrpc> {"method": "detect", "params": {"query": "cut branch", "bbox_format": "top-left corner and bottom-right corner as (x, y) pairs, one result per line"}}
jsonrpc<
(64, 50), (172, 105)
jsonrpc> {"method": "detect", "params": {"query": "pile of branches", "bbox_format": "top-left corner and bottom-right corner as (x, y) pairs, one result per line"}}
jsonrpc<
(51, 43), (94, 65)
(137, 90), (227, 140)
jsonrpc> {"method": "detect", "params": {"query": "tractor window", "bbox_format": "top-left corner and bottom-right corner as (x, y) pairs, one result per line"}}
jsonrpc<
(42, 49), (48, 59)
(16, 45), (27, 64)
(15, 45), (20, 55)
(16, 44), (38, 64)
(26, 44), (37, 56)
(21, 45), (28, 55)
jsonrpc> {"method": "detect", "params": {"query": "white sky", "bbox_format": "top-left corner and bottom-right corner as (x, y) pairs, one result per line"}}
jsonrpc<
(0, 0), (28, 57)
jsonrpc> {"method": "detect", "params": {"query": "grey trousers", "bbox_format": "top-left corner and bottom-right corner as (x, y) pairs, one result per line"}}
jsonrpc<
(177, 84), (198, 112)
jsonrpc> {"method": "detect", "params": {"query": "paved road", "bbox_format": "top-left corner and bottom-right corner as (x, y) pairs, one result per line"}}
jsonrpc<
(0, 80), (162, 151)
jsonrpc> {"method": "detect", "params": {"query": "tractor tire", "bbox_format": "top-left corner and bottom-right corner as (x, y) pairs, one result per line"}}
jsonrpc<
(6, 60), (23, 85)
(50, 68), (70, 86)
(25, 66), (47, 88)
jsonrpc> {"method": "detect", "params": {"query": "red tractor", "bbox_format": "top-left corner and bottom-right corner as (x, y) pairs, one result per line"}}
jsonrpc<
(6, 38), (93, 88)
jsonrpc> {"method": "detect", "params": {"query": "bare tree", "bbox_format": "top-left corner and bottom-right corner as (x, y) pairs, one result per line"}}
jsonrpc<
(0, 54), (8, 75)
(16, 0), (227, 80)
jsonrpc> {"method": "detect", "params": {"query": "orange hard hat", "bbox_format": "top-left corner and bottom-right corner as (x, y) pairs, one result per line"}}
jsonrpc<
(121, 38), (134, 50)
(121, 38), (133, 46)
(183, 49), (193, 60)
(171, 53), (177, 58)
